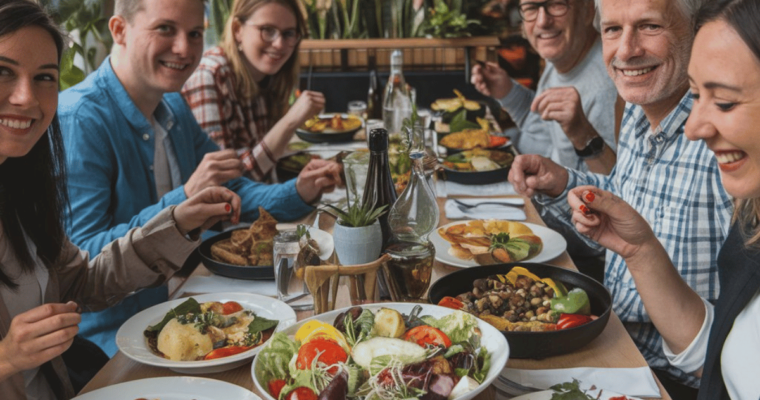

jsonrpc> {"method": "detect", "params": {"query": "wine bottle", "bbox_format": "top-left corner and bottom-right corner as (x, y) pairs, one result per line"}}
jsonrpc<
(363, 128), (398, 300)
(362, 128), (398, 248)
(382, 50), (412, 135)
(367, 70), (383, 120)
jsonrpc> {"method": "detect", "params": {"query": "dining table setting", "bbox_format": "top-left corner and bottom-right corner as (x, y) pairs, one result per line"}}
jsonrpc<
(73, 101), (673, 400)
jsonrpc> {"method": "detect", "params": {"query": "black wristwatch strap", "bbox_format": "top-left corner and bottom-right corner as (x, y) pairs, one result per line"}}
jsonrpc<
(574, 136), (605, 159)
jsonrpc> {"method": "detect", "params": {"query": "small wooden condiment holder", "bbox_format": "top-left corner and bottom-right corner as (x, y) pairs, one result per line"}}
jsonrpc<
(304, 253), (391, 314)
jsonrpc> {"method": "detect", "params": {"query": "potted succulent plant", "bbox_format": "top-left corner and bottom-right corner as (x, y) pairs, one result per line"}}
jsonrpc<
(326, 201), (388, 265)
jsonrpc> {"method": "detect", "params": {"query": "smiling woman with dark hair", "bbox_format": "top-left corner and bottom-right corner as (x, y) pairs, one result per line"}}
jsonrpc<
(567, 0), (760, 398)
(0, 1), (241, 398)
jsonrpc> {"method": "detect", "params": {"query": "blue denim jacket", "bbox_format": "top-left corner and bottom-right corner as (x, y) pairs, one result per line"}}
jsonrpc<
(58, 58), (313, 355)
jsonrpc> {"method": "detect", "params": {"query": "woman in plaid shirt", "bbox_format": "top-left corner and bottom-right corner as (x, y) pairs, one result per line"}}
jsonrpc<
(182, 0), (324, 182)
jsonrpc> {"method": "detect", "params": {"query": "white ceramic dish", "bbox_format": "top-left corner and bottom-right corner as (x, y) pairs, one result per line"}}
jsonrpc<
(251, 303), (510, 400)
(116, 293), (296, 374)
(430, 221), (567, 268)
(72, 376), (261, 400)
(507, 388), (642, 400)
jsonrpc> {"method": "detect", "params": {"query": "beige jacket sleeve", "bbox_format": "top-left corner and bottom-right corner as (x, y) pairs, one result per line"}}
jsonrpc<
(53, 206), (199, 312)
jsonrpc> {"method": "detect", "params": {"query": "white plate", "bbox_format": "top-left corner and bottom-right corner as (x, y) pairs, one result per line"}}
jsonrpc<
(252, 303), (510, 400)
(72, 376), (261, 400)
(431, 221), (567, 268)
(116, 293), (297, 374)
(507, 389), (642, 400)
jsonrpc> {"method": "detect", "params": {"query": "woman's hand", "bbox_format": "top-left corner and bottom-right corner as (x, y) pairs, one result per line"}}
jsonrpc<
(296, 159), (343, 204)
(174, 186), (241, 236)
(568, 186), (659, 261)
(0, 302), (80, 379)
(286, 90), (325, 128)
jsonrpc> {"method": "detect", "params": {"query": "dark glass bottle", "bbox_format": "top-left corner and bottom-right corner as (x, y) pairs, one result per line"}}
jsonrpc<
(362, 128), (398, 248)
(366, 70), (383, 120)
(363, 128), (398, 301)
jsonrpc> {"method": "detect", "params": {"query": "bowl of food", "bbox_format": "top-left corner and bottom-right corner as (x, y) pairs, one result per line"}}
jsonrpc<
(116, 292), (297, 374)
(199, 207), (279, 280)
(428, 263), (612, 359)
(252, 303), (509, 400)
(297, 114), (364, 143)
(442, 148), (515, 185)
(431, 89), (486, 123)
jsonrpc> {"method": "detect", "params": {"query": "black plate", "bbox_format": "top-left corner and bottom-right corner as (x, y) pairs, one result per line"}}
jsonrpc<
(198, 230), (274, 280)
(428, 263), (612, 359)
(441, 148), (514, 185)
(295, 114), (363, 144)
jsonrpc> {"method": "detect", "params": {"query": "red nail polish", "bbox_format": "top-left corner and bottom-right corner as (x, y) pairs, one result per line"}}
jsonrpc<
(580, 204), (591, 215)
(225, 204), (231, 213)
(584, 192), (595, 203)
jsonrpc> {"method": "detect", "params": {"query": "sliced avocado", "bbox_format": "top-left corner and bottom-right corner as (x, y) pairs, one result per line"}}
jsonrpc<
(506, 241), (531, 261)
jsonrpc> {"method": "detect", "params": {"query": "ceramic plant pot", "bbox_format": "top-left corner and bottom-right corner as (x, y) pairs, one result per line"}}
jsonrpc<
(332, 220), (383, 265)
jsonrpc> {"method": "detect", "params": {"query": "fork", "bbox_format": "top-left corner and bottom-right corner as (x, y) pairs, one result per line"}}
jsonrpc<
(452, 199), (523, 209)
(497, 376), (543, 394)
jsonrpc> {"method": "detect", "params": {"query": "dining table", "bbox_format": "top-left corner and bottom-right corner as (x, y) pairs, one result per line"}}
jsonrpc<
(79, 183), (673, 400)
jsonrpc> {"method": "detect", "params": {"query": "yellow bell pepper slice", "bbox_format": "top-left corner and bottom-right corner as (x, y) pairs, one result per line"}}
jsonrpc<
(540, 278), (568, 298)
(294, 321), (350, 352)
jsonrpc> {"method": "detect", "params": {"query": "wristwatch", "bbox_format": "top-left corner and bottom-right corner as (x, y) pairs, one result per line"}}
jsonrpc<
(574, 136), (605, 159)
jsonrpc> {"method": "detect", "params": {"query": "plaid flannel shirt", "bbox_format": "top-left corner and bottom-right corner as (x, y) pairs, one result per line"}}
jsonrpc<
(536, 92), (734, 387)
(182, 47), (277, 182)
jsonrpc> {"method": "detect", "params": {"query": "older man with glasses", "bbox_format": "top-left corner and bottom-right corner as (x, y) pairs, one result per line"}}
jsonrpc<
(508, 0), (733, 397)
(472, 0), (618, 175)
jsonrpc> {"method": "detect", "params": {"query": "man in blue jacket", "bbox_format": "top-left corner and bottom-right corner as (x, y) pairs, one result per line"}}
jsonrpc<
(58, 0), (341, 356)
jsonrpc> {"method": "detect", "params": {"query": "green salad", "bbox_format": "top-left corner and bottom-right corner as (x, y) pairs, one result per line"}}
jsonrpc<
(255, 305), (491, 400)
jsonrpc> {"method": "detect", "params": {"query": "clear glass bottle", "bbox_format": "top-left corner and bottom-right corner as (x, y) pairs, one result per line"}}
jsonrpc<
(382, 50), (412, 135)
(383, 121), (439, 302)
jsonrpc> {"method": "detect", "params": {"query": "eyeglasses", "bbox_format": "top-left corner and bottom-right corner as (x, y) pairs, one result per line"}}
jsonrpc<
(245, 23), (301, 46)
(518, 0), (570, 22)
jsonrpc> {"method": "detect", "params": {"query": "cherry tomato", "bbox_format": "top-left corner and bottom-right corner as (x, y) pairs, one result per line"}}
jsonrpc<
(403, 325), (452, 348)
(556, 314), (593, 330)
(203, 345), (252, 360)
(268, 379), (287, 399)
(285, 387), (317, 400)
(221, 301), (244, 315)
(488, 135), (508, 148)
(437, 296), (464, 310)
(296, 338), (348, 373)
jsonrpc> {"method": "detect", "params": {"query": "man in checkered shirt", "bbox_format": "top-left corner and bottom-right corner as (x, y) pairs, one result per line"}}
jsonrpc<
(507, 0), (733, 394)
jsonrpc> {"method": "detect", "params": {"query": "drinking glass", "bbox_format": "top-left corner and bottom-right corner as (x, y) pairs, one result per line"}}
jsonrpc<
(382, 241), (435, 302)
(347, 100), (368, 119)
(343, 151), (370, 207)
(274, 230), (313, 310)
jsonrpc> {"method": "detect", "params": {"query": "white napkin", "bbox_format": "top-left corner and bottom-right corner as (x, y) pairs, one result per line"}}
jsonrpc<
(437, 180), (518, 197)
(173, 275), (277, 299)
(500, 367), (661, 398)
(444, 198), (526, 221)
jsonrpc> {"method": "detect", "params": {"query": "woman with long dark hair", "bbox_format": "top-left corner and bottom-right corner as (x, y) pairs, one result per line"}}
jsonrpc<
(568, 0), (760, 397)
(0, 1), (240, 398)
(182, 0), (324, 182)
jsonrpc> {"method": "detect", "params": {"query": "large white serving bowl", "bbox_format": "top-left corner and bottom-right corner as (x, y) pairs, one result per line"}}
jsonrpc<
(252, 302), (510, 400)
(71, 376), (261, 400)
(116, 292), (297, 374)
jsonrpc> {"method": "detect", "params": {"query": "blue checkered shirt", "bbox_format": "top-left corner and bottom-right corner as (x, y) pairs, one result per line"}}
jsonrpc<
(536, 92), (734, 387)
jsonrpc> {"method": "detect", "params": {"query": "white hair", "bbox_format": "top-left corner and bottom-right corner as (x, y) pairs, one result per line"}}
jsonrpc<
(593, 0), (706, 31)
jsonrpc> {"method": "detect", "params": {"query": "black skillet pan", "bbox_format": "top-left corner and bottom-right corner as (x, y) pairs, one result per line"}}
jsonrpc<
(428, 263), (612, 359)
(198, 230), (274, 280)
(440, 148), (515, 185)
